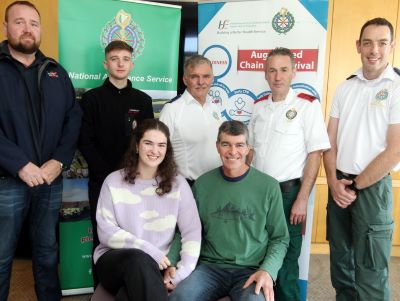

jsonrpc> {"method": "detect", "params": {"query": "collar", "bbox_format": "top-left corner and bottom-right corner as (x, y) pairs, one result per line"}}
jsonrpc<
(182, 89), (212, 106)
(103, 77), (133, 93)
(0, 40), (47, 65)
(0, 40), (11, 58)
(267, 88), (295, 106)
(219, 165), (251, 182)
(354, 64), (396, 82)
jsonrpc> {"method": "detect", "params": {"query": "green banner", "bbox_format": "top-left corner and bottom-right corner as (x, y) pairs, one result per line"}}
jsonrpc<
(59, 0), (181, 98)
(59, 220), (93, 291)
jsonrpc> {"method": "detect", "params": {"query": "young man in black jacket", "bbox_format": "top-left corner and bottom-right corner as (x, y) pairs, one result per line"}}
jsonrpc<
(79, 40), (154, 284)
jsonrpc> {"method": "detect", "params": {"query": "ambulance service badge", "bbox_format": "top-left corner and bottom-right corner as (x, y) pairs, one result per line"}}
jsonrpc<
(286, 108), (297, 120)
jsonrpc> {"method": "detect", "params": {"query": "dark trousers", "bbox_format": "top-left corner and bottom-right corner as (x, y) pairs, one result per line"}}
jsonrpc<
(327, 172), (393, 301)
(275, 182), (302, 301)
(96, 249), (168, 301)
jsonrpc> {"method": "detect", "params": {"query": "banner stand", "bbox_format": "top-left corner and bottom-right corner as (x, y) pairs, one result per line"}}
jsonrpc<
(59, 178), (94, 296)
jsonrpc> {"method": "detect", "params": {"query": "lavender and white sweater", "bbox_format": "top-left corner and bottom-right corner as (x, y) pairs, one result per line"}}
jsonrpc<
(94, 170), (201, 285)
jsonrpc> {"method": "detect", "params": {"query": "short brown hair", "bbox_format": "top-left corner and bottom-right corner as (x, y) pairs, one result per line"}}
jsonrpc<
(217, 120), (249, 143)
(105, 40), (133, 56)
(5, 1), (40, 22)
(359, 18), (394, 41)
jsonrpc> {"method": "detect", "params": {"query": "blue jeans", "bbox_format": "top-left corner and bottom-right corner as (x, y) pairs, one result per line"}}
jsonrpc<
(169, 264), (265, 301)
(0, 176), (63, 301)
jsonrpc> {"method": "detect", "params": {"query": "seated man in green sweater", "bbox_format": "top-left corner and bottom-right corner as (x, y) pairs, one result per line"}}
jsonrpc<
(168, 120), (289, 301)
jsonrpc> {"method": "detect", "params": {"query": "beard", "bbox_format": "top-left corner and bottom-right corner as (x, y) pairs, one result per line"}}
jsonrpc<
(8, 34), (40, 54)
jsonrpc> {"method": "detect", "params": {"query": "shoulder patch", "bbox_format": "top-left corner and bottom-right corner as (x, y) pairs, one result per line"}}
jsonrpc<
(254, 94), (270, 104)
(346, 74), (356, 80)
(297, 93), (317, 102)
(166, 94), (181, 104)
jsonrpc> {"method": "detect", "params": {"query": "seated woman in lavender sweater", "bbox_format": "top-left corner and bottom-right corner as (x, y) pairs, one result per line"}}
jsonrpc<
(93, 119), (201, 301)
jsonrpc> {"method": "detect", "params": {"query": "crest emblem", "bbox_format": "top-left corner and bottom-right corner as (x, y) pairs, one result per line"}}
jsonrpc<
(272, 8), (295, 34)
(213, 111), (220, 121)
(286, 108), (297, 120)
(375, 89), (388, 101)
(371, 88), (388, 107)
(100, 10), (145, 60)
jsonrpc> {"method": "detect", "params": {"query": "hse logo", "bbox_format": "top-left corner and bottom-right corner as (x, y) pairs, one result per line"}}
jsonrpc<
(100, 9), (145, 60)
(272, 8), (295, 34)
(218, 20), (229, 30)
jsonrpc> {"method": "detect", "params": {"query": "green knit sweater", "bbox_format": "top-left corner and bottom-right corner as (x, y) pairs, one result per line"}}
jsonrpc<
(193, 167), (289, 280)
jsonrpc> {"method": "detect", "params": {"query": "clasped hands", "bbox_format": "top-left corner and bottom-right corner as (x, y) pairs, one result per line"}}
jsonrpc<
(18, 160), (62, 187)
(330, 178), (358, 208)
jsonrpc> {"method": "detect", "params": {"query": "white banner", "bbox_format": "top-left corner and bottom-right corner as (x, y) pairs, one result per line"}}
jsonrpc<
(198, 1), (328, 299)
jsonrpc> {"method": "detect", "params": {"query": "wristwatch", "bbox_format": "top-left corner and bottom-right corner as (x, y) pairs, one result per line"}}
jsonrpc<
(59, 161), (67, 171)
(348, 181), (360, 194)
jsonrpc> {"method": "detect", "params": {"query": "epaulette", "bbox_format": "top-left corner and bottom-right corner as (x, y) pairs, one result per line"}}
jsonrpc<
(297, 93), (317, 102)
(346, 74), (356, 80)
(254, 94), (270, 104)
(166, 94), (181, 104)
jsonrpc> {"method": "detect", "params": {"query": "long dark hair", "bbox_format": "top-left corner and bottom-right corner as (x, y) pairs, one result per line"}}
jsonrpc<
(122, 119), (177, 196)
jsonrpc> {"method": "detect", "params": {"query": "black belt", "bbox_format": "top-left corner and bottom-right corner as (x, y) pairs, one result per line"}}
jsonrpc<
(0, 168), (10, 178)
(336, 170), (357, 180)
(279, 178), (301, 193)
